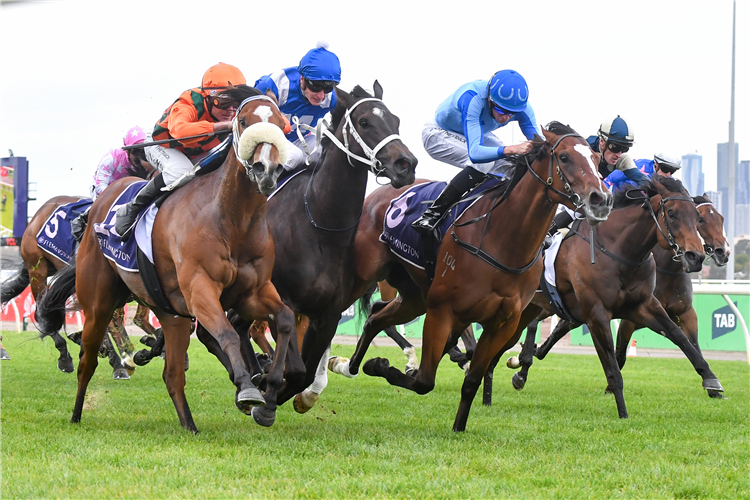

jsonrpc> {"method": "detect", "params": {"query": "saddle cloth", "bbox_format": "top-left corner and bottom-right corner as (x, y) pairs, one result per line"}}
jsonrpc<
(379, 176), (505, 269)
(36, 198), (93, 264)
(93, 181), (158, 272)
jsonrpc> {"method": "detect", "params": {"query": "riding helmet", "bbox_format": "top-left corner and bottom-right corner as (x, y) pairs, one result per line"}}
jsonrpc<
(488, 70), (529, 113)
(598, 115), (634, 146)
(653, 153), (682, 173)
(299, 42), (341, 83)
(123, 126), (146, 147)
(201, 63), (247, 92)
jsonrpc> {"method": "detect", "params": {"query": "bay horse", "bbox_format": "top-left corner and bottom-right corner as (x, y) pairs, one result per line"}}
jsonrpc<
(1, 194), (153, 377)
(35, 91), (300, 433)
(504, 176), (722, 417)
(334, 122), (613, 431)
(198, 83), (418, 412)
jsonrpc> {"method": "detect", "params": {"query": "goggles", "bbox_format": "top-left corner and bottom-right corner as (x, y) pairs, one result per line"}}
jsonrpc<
(606, 142), (630, 154)
(304, 78), (336, 94)
(490, 100), (514, 117)
(212, 97), (237, 110)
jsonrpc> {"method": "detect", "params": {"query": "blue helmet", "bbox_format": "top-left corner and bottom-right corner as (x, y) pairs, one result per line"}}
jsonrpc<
(598, 115), (634, 146)
(299, 43), (341, 83)
(488, 70), (529, 113)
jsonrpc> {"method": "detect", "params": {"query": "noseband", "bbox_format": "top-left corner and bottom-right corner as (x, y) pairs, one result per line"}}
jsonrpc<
(526, 133), (585, 210)
(231, 95), (284, 182)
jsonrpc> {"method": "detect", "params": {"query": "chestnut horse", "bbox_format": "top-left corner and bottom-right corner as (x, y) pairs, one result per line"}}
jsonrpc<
(333, 122), (613, 431)
(198, 83), (418, 412)
(35, 91), (300, 433)
(505, 177), (722, 417)
(1, 194), (154, 377)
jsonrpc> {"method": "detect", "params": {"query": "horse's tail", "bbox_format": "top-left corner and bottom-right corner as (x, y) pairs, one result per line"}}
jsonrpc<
(356, 282), (379, 322)
(35, 260), (77, 337)
(1, 262), (30, 305)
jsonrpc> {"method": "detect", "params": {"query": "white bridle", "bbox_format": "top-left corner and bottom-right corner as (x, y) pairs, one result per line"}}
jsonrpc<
(231, 95), (284, 173)
(294, 97), (402, 175)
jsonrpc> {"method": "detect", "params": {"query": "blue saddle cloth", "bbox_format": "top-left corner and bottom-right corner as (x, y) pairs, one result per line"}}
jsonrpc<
(36, 198), (93, 263)
(379, 175), (506, 269)
(92, 181), (147, 272)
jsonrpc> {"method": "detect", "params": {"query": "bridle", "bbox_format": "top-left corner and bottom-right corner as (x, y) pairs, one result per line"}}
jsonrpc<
(525, 133), (586, 210)
(630, 188), (695, 262)
(294, 97), (402, 179)
(231, 95), (283, 182)
(298, 97), (404, 232)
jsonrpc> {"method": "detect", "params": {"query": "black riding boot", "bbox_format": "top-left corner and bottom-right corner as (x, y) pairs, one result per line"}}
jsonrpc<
(412, 167), (485, 236)
(114, 173), (166, 241)
(548, 210), (574, 237)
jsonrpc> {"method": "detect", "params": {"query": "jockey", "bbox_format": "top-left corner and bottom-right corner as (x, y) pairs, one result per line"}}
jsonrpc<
(253, 42), (341, 171)
(411, 70), (539, 235)
(604, 152), (682, 190)
(90, 126), (152, 200)
(548, 115), (648, 236)
(114, 62), (246, 240)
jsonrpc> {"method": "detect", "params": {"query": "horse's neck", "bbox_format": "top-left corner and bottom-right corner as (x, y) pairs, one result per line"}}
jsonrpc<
(214, 158), (267, 232)
(595, 202), (659, 263)
(308, 140), (369, 227)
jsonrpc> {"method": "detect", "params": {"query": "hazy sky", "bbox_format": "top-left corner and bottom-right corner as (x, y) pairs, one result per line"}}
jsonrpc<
(1, 0), (748, 215)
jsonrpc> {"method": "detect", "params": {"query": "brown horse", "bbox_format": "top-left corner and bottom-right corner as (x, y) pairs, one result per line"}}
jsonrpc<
(505, 176), (721, 417)
(334, 122), (613, 431)
(1, 194), (153, 377)
(35, 92), (300, 433)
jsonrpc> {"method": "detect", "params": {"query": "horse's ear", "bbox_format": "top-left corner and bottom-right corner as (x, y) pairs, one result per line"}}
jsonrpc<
(373, 80), (383, 99)
(702, 192), (712, 202)
(335, 87), (354, 108)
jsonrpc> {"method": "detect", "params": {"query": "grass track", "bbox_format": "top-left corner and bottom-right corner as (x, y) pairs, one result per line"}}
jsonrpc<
(1, 331), (748, 499)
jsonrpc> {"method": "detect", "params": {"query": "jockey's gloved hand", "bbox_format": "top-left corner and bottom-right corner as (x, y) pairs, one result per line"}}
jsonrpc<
(623, 167), (648, 187)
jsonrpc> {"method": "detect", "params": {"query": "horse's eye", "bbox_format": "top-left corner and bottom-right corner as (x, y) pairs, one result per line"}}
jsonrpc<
(240, 118), (246, 127)
(358, 118), (369, 128)
(667, 209), (675, 219)
(559, 153), (569, 163)
(698, 216), (705, 224)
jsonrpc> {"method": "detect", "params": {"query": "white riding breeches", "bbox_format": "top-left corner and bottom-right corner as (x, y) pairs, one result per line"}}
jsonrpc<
(143, 133), (196, 186)
(421, 120), (513, 176)
(284, 134), (321, 171)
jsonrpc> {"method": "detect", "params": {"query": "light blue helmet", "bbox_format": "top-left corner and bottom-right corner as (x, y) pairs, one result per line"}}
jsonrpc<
(299, 43), (341, 83)
(488, 70), (529, 113)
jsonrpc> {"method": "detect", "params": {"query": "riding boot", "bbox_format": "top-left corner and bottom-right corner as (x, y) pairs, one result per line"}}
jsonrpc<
(114, 173), (166, 241)
(70, 206), (90, 243)
(411, 167), (485, 236)
(548, 210), (574, 237)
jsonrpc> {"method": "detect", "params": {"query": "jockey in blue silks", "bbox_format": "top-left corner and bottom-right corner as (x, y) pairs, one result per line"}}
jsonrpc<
(548, 115), (649, 236)
(254, 43), (341, 171)
(411, 69), (541, 235)
(604, 153), (682, 190)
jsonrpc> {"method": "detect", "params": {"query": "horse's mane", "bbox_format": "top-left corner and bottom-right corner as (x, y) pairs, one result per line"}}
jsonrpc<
(692, 194), (711, 205)
(611, 174), (688, 209)
(215, 84), (262, 104)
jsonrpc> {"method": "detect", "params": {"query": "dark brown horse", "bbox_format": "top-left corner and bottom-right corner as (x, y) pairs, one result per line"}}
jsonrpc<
(198, 83), (418, 413)
(35, 92), (300, 433)
(505, 176), (722, 417)
(1, 194), (153, 377)
(334, 122), (613, 431)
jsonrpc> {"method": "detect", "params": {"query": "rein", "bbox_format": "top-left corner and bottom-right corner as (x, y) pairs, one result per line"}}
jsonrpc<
(449, 133), (583, 274)
(571, 225), (654, 268)
(641, 191), (695, 262)
(300, 96), (402, 232)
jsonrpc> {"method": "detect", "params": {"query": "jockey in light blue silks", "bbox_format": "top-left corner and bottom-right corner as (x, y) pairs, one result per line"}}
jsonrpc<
(548, 115), (650, 237)
(254, 43), (341, 171)
(412, 69), (541, 235)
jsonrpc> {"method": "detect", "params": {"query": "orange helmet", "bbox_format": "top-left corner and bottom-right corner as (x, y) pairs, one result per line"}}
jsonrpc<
(201, 63), (246, 92)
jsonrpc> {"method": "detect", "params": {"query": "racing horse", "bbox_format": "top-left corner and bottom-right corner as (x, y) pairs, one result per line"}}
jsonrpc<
(198, 83), (418, 411)
(334, 122), (613, 431)
(1, 194), (153, 377)
(35, 90), (300, 433)
(503, 176), (721, 416)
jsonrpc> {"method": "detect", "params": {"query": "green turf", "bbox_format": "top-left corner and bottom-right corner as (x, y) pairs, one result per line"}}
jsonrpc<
(1, 331), (748, 499)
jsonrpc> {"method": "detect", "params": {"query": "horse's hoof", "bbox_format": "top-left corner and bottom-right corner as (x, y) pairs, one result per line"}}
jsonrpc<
(121, 356), (136, 376)
(235, 387), (265, 415)
(506, 356), (520, 369)
(0, 347), (9, 360)
(511, 373), (526, 391)
(139, 335), (156, 347)
(293, 390), (319, 414)
(251, 405), (276, 427)
(703, 378), (724, 392)
(133, 350), (152, 366)
(708, 390), (727, 399)
(362, 357), (389, 377)
(58, 354), (74, 373)
(405, 367), (418, 378)
(112, 368), (130, 380)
